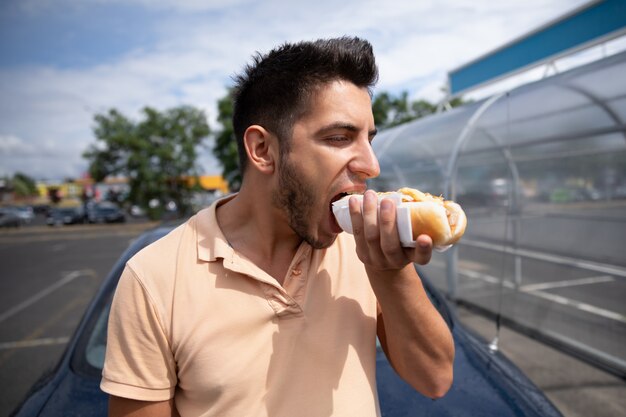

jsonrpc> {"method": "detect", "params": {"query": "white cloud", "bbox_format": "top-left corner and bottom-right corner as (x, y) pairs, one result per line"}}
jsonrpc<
(0, 0), (591, 180)
(0, 135), (38, 156)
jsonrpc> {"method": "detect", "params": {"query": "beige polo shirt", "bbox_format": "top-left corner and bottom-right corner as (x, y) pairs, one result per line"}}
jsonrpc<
(101, 198), (381, 417)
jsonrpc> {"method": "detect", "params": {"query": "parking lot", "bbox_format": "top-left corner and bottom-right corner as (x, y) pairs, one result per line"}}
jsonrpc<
(1, 218), (625, 417)
(0, 220), (156, 415)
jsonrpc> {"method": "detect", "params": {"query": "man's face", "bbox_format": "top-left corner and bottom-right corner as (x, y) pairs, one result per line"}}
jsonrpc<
(272, 80), (380, 249)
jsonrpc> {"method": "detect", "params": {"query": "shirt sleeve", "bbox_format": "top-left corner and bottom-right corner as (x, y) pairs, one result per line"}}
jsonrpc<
(100, 264), (177, 401)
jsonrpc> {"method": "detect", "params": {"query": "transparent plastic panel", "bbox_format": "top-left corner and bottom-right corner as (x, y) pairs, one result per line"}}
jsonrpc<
(372, 51), (626, 376)
(568, 54), (626, 100)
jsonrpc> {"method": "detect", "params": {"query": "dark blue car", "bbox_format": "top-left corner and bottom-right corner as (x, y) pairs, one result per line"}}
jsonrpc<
(11, 225), (563, 417)
(87, 204), (126, 224)
(46, 207), (86, 226)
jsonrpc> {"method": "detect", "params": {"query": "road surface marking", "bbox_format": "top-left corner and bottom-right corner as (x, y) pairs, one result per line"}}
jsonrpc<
(462, 239), (626, 278)
(457, 269), (626, 323)
(0, 269), (96, 324)
(460, 269), (515, 288)
(426, 255), (625, 322)
(519, 275), (615, 292)
(0, 337), (70, 350)
(528, 290), (626, 323)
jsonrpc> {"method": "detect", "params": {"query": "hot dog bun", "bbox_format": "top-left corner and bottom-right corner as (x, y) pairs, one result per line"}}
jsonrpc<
(397, 187), (467, 246)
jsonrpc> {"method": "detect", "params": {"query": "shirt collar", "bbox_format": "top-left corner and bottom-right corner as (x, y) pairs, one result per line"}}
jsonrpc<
(195, 193), (315, 271)
(196, 194), (236, 263)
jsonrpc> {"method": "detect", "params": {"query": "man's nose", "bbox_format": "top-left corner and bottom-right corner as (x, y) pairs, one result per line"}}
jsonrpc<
(349, 139), (380, 179)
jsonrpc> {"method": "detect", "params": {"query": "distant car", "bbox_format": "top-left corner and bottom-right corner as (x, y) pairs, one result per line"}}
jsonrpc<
(0, 208), (21, 228)
(46, 207), (85, 226)
(10, 206), (35, 224)
(87, 205), (126, 224)
(11, 225), (563, 417)
(129, 204), (146, 217)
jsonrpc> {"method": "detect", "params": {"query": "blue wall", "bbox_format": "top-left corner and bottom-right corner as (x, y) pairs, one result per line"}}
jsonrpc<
(449, 0), (626, 95)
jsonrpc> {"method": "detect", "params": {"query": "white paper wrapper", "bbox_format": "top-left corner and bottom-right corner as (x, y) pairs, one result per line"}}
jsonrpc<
(332, 193), (452, 251)
(332, 193), (415, 247)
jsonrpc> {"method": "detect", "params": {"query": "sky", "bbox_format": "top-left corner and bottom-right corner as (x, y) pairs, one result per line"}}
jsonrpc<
(0, 0), (593, 181)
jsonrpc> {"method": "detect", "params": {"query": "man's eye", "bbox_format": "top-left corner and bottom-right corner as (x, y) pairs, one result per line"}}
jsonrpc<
(327, 136), (350, 143)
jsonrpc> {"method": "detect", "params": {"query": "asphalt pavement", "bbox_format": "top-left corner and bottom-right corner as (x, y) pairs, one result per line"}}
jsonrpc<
(455, 306), (626, 417)
(0, 217), (624, 416)
(0, 218), (157, 416)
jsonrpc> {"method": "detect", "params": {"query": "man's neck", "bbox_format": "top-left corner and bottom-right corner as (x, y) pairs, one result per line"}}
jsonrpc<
(216, 183), (302, 286)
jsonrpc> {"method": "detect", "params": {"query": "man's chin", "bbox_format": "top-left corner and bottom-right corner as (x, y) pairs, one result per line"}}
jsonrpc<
(305, 232), (338, 250)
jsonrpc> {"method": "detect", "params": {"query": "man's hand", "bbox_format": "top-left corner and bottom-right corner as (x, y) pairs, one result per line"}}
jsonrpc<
(349, 190), (433, 268)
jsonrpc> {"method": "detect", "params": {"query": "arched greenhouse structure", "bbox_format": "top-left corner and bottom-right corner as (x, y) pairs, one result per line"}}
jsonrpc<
(370, 50), (626, 377)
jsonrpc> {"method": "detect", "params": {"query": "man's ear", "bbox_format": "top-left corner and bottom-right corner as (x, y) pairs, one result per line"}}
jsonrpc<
(243, 125), (277, 175)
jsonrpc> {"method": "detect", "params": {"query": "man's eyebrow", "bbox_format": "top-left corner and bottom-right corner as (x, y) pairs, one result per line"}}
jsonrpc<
(315, 122), (378, 138)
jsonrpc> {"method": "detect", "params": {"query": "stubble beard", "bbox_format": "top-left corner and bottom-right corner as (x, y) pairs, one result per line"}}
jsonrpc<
(272, 155), (335, 250)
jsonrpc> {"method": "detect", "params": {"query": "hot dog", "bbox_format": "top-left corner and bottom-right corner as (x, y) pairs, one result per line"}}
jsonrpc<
(331, 187), (466, 248)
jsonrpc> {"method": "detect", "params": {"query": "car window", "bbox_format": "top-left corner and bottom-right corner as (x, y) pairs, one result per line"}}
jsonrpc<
(85, 303), (111, 370)
(72, 227), (173, 376)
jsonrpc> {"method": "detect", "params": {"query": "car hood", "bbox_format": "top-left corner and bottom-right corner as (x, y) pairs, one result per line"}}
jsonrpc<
(376, 325), (562, 417)
(14, 370), (106, 417)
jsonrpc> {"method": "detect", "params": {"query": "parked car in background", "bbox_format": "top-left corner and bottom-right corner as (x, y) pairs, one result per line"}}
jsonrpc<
(87, 204), (126, 224)
(46, 207), (85, 226)
(11, 225), (563, 417)
(128, 204), (146, 217)
(0, 208), (21, 228)
(13, 206), (35, 224)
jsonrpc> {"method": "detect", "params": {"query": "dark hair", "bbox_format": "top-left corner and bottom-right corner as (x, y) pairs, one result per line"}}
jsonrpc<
(231, 36), (379, 175)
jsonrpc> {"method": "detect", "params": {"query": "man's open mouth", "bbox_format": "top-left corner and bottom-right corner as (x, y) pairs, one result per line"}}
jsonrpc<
(328, 191), (363, 233)
(329, 191), (362, 211)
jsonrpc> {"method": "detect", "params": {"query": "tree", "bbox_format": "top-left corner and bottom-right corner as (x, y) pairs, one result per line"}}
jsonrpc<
(411, 99), (437, 119)
(212, 90), (242, 191)
(372, 90), (468, 129)
(12, 172), (38, 197)
(373, 91), (418, 129)
(83, 105), (210, 219)
(372, 91), (393, 128)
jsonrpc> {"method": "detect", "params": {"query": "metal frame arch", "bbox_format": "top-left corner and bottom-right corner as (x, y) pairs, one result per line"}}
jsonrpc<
(373, 122), (414, 161)
(442, 91), (507, 300)
(443, 92), (509, 200)
(374, 121), (451, 189)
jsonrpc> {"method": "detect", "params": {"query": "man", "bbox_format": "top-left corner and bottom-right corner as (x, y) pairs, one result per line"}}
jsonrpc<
(102, 36), (454, 417)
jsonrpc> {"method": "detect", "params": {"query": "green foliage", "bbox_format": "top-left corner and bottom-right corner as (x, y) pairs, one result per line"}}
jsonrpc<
(372, 90), (469, 129)
(11, 172), (38, 196)
(372, 91), (425, 129)
(83, 106), (210, 219)
(212, 90), (242, 191)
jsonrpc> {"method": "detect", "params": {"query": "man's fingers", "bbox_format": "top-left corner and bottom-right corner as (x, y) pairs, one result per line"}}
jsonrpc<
(411, 234), (433, 265)
(379, 199), (407, 265)
(349, 191), (384, 265)
(349, 195), (368, 260)
(350, 191), (434, 268)
(362, 191), (380, 244)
